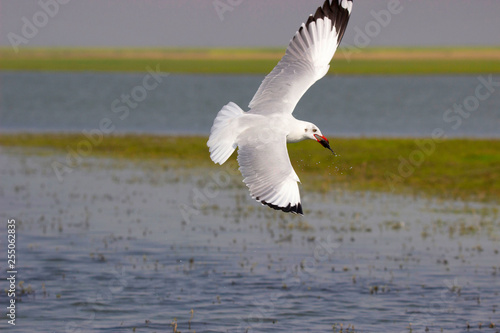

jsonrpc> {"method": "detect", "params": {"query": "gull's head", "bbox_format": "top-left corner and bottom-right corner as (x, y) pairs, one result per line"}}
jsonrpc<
(304, 123), (335, 155)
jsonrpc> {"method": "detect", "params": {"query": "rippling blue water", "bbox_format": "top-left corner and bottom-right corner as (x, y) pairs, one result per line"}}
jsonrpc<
(0, 151), (498, 332)
(1, 71), (499, 332)
(1, 72), (499, 137)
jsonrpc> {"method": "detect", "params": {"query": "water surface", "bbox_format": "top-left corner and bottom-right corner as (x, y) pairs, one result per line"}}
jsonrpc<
(0, 150), (498, 332)
(1, 72), (499, 137)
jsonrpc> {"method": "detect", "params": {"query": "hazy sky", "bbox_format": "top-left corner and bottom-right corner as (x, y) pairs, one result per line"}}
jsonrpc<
(1, 0), (500, 49)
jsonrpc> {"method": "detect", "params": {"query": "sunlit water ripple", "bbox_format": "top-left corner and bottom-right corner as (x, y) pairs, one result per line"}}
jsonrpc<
(0, 150), (498, 332)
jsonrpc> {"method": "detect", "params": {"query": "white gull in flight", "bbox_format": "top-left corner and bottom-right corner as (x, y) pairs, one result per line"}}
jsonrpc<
(208, 0), (353, 214)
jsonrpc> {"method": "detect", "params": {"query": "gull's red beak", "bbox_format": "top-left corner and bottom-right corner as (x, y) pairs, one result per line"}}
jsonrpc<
(314, 134), (335, 155)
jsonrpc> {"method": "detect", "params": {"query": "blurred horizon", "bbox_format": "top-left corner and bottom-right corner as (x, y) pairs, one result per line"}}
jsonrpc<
(1, 0), (500, 50)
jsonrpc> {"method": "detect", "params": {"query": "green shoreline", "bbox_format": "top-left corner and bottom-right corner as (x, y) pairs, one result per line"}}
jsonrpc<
(1, 133), (499, 203)
(2, 46), (500, 75)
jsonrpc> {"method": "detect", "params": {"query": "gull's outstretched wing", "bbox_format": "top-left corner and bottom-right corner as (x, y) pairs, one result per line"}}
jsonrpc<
(248, 0), (352, 115)
(237, 129), (302, 214)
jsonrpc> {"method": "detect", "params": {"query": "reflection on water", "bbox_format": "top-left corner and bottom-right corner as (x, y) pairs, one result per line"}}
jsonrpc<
(1, 72), (500, 137)
(0, 150), (498, 332)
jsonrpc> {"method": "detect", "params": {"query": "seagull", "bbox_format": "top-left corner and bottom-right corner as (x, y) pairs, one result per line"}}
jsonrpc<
(207, 0), (353, 215)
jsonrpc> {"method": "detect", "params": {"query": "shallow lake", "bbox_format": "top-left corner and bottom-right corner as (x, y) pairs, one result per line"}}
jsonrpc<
(1, 71), (499, 331)
(1, 72), (499, 137)
(0, 150), (498, 332)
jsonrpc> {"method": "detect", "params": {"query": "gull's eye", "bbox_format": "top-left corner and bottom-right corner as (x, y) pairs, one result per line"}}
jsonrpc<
(313, 129), (317, 133)
(305, 128), (308, 132)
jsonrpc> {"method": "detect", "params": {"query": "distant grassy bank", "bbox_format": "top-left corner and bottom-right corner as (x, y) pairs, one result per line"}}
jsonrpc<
(1, 133), (499, 202)
(2, 47), (500, 75)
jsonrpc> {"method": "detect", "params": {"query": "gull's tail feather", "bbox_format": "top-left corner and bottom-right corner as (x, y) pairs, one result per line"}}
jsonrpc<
(208, 102), (244, 165)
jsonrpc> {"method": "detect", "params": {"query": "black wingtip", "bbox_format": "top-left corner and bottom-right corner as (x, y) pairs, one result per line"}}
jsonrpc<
(300, 0), (353, 46)
(260, 200), (304, 215)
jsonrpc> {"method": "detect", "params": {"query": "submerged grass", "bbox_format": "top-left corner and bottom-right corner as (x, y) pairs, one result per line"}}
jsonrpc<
(1, 133), (499, 202)
(2, 47), (500, 75)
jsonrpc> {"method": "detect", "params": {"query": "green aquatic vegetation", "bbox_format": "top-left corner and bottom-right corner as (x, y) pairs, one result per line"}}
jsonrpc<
(1, 133), (499, 202)
(2, 46), (500, 75)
